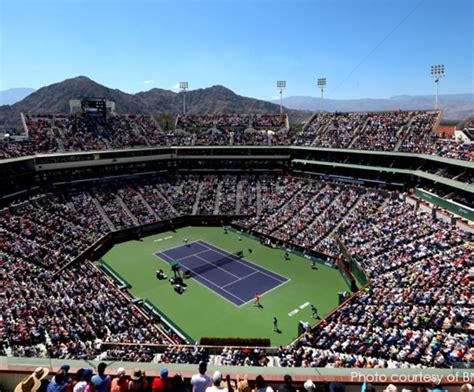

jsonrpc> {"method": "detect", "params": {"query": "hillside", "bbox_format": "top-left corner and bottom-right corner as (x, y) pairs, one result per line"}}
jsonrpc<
(0, 76), (310, 129)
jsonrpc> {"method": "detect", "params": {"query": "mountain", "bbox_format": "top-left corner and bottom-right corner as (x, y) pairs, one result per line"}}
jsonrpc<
(389, 93), (474, 102)
(0, 76), (310, 129)
(272, 94), (474, 120)
(0, 88), (36, 105)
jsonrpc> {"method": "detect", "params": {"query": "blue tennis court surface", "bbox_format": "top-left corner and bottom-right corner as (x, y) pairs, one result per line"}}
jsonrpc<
(155, 240), (289, 306)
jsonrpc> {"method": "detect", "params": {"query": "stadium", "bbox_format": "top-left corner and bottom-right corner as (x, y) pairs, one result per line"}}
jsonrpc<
(0, 95), (472, 388)
(1, 0), (473, 389)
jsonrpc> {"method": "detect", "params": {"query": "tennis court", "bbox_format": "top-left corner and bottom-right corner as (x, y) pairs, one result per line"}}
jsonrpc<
(155, 240), (289, 306)
(102, 226), (348, 344)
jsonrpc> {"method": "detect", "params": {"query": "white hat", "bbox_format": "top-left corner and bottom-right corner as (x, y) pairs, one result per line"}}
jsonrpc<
(385, 385), (397, 392)
(212, 371), (222, 383)
(304, 380), (316, 392)
(117, 367), (126, 376)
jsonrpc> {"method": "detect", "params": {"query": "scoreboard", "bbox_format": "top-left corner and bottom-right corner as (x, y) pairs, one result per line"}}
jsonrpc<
(81, 98), (106, 114)
(80, 98), (107, 123)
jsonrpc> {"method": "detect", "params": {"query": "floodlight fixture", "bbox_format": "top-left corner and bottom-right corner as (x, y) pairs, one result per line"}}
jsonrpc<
(430, 65), (445, 110)
(180, 82), (188, 115)
(277, 80), (286, 114)
(277, 80), (286, 90)
(317, 78), (327, 112)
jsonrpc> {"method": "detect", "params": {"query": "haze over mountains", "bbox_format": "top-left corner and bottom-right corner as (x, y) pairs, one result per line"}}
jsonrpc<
(0, 88), (36, 105)
(0, 76), (472, 130)
(272, 94), (474, 120)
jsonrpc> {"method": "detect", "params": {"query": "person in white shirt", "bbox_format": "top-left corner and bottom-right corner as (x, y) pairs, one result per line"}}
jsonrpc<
(205, 371), (227, 392)
(191, 362), (212, 392)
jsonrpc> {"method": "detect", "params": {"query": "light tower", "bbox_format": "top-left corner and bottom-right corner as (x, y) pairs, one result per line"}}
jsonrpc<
(277, 80), (286, 114)
(317, 78), (327, 113)
(431, 65), (444, 110)
(179, 82), (189, 115)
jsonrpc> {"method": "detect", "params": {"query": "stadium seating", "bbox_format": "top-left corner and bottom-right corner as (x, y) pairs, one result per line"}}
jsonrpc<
(1, 110), (471, 161)
(0, 174), (471, 368)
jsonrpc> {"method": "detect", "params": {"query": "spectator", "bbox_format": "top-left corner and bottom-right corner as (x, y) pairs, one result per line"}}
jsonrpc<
(69, 369), (84, 392)
(278, 375), (296, 392)
(191, 362), (212, 392)
(171, 374), (187, 392)
(254, 376), (273, 392)
(128, 369), (149, 391)
(363, 384), (376, 392)
(304, 380), (316, 392)
(15, 374), (41, 392)
(73, 369), (94, 392)
(47, 370), (68, 392)
(91, 363), (111, 392)
(111, 368), (128, 392)
(428, 383), (447, 392)
(206, 371), (227, 392)
(329, 383), (346, 392)
(152, 368), (171, 392)
(60, 365), (72, 386)
(14, 368), (50, 392)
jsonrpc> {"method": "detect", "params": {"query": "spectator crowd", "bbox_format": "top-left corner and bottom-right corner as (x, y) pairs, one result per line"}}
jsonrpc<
(0, 110), (471, 161)
(13, 361), (474, 392)
(1, 174), (472, 368)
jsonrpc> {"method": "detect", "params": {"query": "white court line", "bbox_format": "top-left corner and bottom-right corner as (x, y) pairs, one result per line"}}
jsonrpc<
(288, 309), (299, 317)
(156, 251), (176, 264)
(155, 240), (290, 308)
(173, 249), (213, 262)
(161, 247), (242, 280)
(164, 236), (173, 239)
(154, 238), (163, 242)
(196, 240), (291, 307)
(153, 240), (202, 256)
(155, 247), (245, 307)
(238, 277), (290, 307)
(193, 254), (240, 279)
(299, 302), (310, 309)
(221, 271), (259, 289)
(197, 240), (289, 283)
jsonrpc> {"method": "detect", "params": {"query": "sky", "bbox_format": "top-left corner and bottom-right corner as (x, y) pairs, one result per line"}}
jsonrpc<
(0, 0), (472, 100)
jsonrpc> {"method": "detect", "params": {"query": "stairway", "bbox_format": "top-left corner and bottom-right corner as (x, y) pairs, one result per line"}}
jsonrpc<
(51, 127), (66, 152)
(154, 187), (179, 215)
(192, 183), (204, 215)
(264, 184), (310, 234)
(324, 192), (364, 240)
(302, 112), (319, 132)
(235, 179), (244, 215)
(394, 118), (414, 151)
(213, 182), (223, 215)
(271, 184), (326, 238)
(378, 195), (391, 212)
(310, 122), (329, 146)
(256, 180), (262, 216)
(91, 197), (116, 231)
(137, 192), (159, 220)
(348, 117), (370, 149)
(289, 185), (339, 239)
(116, 195), (140, 225)
(134, 124), (151, 147)
(20, 112), (29, 136)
